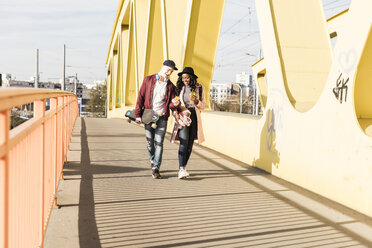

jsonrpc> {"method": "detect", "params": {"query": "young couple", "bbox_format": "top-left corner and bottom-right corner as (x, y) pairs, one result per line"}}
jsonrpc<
(135, 60), (206, 179)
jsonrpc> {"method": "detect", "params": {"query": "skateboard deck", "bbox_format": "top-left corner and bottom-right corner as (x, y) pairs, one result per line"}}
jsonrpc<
(170, 111), (191, 143)
(170, 122), (182, 143)
(125, 109), (159, 127)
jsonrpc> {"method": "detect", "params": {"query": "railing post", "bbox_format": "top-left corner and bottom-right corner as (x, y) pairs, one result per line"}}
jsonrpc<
(64, 96), (68, 161)
(34, 100), (45, 247)
(59, 96), (65, 180)
(50, 98), (58, 207)
(67, 96), (71, 150)
(0, 110), (10, 248)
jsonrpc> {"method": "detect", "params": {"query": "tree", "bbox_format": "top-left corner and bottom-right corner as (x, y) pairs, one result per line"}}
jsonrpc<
(88, 82), (107, 116)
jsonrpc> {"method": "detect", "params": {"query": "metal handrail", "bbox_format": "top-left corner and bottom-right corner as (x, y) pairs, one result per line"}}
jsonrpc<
(0, 88), (78, 248)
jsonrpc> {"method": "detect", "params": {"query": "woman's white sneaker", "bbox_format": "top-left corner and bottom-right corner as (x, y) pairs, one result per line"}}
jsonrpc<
(178, 168), (190, 179)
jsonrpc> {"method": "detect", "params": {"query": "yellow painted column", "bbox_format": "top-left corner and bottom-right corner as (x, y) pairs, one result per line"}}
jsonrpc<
(183, 0), (225, 109)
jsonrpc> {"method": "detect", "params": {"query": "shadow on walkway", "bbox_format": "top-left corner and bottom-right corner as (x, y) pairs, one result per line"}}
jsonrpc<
(77, 118), (101, 247)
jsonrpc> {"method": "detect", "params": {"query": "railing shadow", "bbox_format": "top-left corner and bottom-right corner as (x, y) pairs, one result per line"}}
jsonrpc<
(77, 118), (101, 247)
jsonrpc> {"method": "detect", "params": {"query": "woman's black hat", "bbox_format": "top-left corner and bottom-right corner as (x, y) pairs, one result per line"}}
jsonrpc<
(178, 67), (198, 79)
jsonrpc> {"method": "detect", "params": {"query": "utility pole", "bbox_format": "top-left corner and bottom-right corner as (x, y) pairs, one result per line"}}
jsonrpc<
(35, 49), (39, 88)
(239, 85), (242, 114)
(62, 44), (65, 91)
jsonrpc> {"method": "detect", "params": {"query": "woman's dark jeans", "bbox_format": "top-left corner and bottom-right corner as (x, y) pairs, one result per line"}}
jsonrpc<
(178, 108), (197, 168)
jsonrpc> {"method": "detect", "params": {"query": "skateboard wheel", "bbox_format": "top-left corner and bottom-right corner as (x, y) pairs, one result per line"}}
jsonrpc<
(128, 120), (131, 123)
(151, 123), (157, 129)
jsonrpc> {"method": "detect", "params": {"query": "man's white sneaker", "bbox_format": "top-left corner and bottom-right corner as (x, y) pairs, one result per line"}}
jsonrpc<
(178, 168), (190, 179)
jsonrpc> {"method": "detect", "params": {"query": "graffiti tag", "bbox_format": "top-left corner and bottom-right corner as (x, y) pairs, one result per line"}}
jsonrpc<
(333, 73), (349, 104)
(266, 109), (275, 151)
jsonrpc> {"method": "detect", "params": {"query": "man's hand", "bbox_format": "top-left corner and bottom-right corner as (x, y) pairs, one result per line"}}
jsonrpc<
(173, 111), (180, 122)
(135, 117), (141, 124)
(172, 98), (180, 107)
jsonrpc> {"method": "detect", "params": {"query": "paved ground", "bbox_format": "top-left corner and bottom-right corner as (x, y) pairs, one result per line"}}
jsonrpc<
(44, 117), (372, 248)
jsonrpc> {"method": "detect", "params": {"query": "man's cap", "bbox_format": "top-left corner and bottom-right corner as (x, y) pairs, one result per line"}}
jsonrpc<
(163, 60), (178, 70)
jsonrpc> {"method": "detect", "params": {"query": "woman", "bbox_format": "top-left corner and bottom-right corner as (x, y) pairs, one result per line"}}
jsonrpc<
(172, 67), (206, 179)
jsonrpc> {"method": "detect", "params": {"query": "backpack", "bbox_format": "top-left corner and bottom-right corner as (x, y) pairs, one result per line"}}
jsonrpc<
(198, 85), (203, 100)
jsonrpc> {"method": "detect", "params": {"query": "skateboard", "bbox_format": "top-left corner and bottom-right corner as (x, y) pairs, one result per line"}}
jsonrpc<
(170, 122), (182, 143)
(170, 110), (191, 143)
(125, 109), (159, 128)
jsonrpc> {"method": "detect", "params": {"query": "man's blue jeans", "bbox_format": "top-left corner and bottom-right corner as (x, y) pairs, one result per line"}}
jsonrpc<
(145, 116), (167, 169)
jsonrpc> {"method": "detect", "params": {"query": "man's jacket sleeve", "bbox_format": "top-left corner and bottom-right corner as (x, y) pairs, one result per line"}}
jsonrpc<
(135, 79), (146, 118)
(168, 84), (177, 112)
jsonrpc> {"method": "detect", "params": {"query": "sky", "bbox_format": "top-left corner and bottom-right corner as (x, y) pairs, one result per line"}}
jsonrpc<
(212, 0), (261, 84)
(0, 0), (119, 87)
(0, 0), (351, 87)
(212, 0), (352, 84)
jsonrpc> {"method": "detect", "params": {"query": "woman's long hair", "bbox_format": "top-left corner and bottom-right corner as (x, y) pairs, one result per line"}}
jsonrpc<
(175, 73), (198, 96)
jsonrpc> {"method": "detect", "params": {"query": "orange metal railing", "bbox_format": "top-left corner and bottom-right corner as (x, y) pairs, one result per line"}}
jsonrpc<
(0, 88), (78, 248)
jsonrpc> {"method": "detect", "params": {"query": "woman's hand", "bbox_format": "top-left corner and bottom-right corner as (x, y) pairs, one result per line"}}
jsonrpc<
(191, 94), (199, 105)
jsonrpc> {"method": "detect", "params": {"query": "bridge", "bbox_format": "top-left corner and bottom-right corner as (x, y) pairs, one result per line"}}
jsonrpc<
(1, 0), (372, 247)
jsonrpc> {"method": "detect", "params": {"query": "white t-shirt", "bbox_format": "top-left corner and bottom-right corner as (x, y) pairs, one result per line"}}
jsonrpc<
(152, 80), (167, 115)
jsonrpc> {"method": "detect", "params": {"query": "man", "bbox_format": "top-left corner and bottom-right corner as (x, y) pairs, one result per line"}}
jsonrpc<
(135, 60), (178, 179)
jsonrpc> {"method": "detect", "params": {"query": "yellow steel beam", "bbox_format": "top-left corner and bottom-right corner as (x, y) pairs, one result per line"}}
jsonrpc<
(134, 0), (150, 92)
(120, 24), (129, 105)
(143, 0), (164, 79)
(355, 26), (372, 122)
(183, 0), (225, 108)
(252, 58), (267, 110)
(124, 3), (137, 106)
(107, 0), (225, 116)
(268, 0), (332, 112)
(106, 0), (126, 65)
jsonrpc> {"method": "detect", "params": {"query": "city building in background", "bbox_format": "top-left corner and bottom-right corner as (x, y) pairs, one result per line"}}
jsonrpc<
(0, 73), (12, 87)
(210, 83), (230, 103)
(210, 72), (261, 115)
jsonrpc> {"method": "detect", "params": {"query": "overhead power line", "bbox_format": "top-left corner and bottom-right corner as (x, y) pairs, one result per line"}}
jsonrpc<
(218, 31), (259, 52)
(228, 0), (256, 11)
(220, 13), (251, 36)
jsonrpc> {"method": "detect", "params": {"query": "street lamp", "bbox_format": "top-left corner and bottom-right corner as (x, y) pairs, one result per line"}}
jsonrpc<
(232, 83), (243, 114)
(246, 52), (260, 115)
